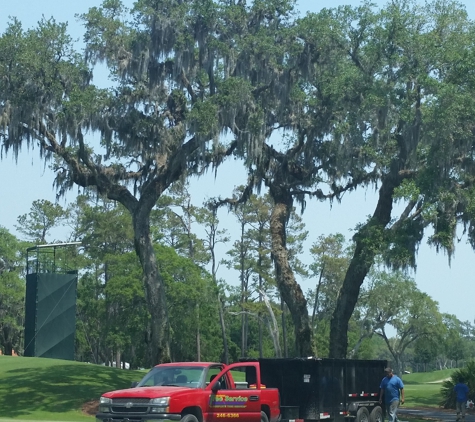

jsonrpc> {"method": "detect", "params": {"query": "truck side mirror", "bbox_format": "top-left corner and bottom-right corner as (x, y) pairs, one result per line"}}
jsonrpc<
(211, 380), (221, 391)
(131, 381), (139, 388)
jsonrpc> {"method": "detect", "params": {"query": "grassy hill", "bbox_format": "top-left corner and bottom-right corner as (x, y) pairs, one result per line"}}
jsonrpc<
(0, 355), (145, 421)
(402, 368), (454, 385)
(401, 369), (455, 409)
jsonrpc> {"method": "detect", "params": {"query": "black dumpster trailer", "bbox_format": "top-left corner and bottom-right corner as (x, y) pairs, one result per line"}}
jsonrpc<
(251, 358), (387, 422)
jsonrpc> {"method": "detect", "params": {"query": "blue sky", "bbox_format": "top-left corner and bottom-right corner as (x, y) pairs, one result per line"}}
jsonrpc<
(2, 0), (475, 326)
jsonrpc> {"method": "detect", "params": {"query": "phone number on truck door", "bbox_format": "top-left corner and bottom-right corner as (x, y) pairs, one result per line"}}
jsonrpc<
(216, 413), (240, 418)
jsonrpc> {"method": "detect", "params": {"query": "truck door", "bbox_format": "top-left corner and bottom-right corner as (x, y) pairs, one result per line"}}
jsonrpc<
(206, 362), (262, 422)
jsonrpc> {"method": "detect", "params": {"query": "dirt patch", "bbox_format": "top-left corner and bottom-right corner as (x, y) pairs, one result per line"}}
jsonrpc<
(82, 400), (99, 416)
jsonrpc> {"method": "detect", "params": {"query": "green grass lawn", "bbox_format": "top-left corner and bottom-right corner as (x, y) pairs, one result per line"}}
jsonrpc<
(404, 383), (444, 408)
(0, 356), (145, 421)
(401, 368), (454, 408)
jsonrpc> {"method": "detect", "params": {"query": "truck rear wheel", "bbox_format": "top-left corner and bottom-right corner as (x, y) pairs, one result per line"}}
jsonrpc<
(370, 406), (383, 422)
(181, 414), (199, 422)
(356, 407), (370, 422)
(261, 411), (269, 422)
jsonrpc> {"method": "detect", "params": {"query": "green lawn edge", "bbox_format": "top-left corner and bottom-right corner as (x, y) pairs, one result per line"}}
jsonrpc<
(0, 356), (145, 421)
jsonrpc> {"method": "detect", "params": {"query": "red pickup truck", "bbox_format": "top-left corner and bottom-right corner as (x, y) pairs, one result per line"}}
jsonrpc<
(96, 361), (280, 422)
(96, 358), (386, 422)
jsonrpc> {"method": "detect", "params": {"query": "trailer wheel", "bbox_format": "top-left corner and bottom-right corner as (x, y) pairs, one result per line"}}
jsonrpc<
(261, 411), (269, 422)
(369, 406), (383, 422)
(181, 414), (199, 422)
(356, 407), (370, 422)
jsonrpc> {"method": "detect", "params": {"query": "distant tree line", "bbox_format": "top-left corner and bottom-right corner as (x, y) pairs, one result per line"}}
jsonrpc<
(1, 195), (475, 372)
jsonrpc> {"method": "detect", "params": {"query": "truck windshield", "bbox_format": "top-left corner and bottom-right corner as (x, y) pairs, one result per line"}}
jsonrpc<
(137, 366), (207, 388)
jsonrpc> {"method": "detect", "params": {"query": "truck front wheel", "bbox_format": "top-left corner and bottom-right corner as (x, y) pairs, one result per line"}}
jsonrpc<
(261, 411), (269, 422)
(356, 407), (370, 422)
(181, 414), (199, 422)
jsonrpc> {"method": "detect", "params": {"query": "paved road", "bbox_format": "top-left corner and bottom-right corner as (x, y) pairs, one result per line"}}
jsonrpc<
(399, 407), (475, 421)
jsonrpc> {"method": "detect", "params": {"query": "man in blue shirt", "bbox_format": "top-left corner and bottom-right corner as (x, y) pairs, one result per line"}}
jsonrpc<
(454, 378), (469, 421)
(379, 367), (405, 422)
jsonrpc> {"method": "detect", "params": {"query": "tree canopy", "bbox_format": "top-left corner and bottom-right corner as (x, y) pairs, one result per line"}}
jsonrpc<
(2, 0), (475, 362)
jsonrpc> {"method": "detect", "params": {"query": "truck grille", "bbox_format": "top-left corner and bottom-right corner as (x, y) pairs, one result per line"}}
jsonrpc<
(112, 398), (151, 404)
(111, 398), (151, 414)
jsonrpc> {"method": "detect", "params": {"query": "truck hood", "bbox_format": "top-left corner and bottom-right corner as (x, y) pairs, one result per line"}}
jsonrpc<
(104, 386), (192, 399)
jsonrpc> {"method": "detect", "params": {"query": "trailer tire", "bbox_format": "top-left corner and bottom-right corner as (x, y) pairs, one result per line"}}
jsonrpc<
(370, 406), (383, 422)
(261, 411), (269, 422)
(356, 407), (370, 422)
(181, 414), (199, 422)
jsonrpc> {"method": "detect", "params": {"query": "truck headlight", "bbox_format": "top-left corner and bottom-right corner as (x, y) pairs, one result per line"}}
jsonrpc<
(99, 396), (112, 413)
(151, 396), (170, 413)
(151, 397), (170, 405)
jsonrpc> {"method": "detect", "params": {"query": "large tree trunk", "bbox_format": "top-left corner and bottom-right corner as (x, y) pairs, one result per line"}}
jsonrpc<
(3, 339), (12, 356)
(269, 193), (313, 357)
(133, 211), (169, 365)
(196, 303), (201, 361)
(258, 256), (264, 358)
(116, 350), (121, 368)
(329, 80), (422, 358)
(218, 294), (229, 364)
(260, 289), (282, 357)
(329, 172), (398, 358)
(239, 222), (248, 358)
(281, 299), (288, 357)
(208, 214), (229, 364)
